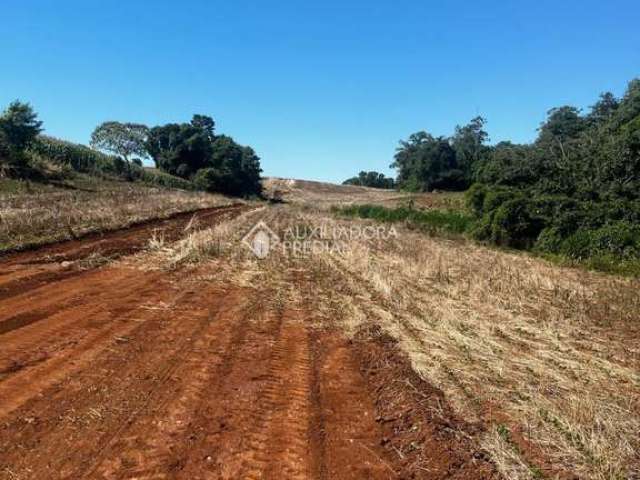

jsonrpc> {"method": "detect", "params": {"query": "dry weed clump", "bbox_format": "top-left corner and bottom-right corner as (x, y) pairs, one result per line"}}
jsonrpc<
(131, 206), (267, 271)
(0, 183), (231, 252)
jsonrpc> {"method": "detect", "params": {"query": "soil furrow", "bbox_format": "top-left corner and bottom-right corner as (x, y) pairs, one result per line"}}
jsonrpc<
(0, 285), (225, 479)
(0, 271), (164, 378)
(0, 204), (247, 304)
(84, 289), (251, 479)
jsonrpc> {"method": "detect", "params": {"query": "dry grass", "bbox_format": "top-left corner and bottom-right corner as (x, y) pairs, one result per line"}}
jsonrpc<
(262, 177), (463, 210)
(124, 202), (639, 479)
(0, 181), (231, 252)
(292, 209), (640, 480)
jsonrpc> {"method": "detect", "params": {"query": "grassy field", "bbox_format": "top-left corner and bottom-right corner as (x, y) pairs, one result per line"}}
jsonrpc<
(0, 175), (231, 252)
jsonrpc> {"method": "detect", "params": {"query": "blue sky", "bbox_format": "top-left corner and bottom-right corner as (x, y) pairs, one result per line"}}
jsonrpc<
(1, 1), (638, 182)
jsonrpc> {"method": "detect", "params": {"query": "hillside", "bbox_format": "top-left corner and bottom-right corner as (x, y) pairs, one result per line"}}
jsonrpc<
(0, 173), (232, 253)
(262, 176), (464, 209)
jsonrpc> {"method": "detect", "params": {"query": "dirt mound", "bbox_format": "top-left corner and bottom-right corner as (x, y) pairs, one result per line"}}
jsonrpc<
(352, 327), (498, 479)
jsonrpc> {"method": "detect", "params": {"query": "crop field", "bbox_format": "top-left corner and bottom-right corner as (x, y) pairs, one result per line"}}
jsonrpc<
(0, 181), (638, 480)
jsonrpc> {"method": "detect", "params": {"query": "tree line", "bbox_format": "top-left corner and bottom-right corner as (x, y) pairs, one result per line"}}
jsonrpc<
(342, 171), (395, 189)
(389, 78), (640, 267)
(0, 103), (262, 197)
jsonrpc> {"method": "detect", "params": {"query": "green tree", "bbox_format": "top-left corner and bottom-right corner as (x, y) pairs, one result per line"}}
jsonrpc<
(452, 116), (489, 183)
(90, 122), (149, 178)
(191, 114), (215, 140)
(587, 92), (619, 127)
(391, 132), (461, 191)
(343, 171), (395, 189)
(0, 100), (43, 172)
(146, 115), (262, 197)
(146, 117), (214, 177)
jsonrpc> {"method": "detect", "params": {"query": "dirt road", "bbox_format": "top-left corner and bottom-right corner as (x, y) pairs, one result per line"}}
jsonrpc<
(0, 207), (496, 479)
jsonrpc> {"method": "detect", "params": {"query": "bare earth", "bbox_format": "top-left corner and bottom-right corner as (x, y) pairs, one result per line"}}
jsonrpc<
(0, 182), (638, 479)
(0, 203), (496, 480)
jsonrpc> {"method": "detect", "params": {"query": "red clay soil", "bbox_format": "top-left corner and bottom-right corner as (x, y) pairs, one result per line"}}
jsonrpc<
(0, 213), (499, 479)
(0, 204), (247, 305)
(0, 278), (498, 479)
(350, 327), (498, 479)
(0, 203), (246, 261)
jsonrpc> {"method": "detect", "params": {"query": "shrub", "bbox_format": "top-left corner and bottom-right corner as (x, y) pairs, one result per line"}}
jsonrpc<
(465, 183), (489, 216)
(470, 214), (493, 242)
(194, 168), (224, 193)
(586, 222), (640, 258)
(139, 168), (196, 190)
(335, 204), (473, 236)
(534, 227), (565, 253)
(482, 187), (519, 214)
(489, 198), (540, 247)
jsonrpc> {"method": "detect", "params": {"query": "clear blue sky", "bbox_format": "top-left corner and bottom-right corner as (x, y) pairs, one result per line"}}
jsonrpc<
(1, 1), (638, 182)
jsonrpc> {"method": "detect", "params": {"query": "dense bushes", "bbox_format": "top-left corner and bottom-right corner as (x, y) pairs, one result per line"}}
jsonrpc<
(146, 116), (262, 197)
(137, 168), (196, 190)
(461, 79), (640, 270)
(388, 79), (640, 271)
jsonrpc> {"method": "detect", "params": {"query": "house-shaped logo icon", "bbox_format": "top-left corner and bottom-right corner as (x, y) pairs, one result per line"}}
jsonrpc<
(241, 221), (280, 258)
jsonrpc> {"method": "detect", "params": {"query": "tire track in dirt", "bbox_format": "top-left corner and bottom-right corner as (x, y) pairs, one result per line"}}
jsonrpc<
(0, 269), (165, 379)
(155, 296), (285, 480)
(0, 272), (192, 419)
(82, 289), (254, 479)
(236, 313), (315, 480)
(159, 303), (394, 480)
(0, 272), (173, 404)
(312, 331), (396, 479)
(0, 268), (157, 336)
(0, 284), (238, 480)
(0, 204), (247, 304)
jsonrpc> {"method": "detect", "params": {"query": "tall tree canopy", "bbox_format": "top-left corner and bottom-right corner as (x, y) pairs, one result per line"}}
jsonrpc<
(90, 122), (149, 166)
(146, 114), (262, 197)
(451, 116), (489, 183)
(391, 132), (462, 191)
(392, 117), (489, 192)
(146, 118), (214, 178)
